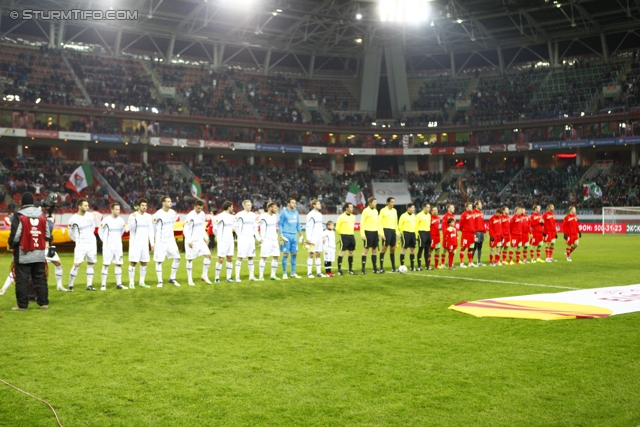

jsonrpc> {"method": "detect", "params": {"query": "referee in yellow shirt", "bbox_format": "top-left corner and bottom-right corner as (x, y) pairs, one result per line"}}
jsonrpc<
(359, 197), (384, 274)
(398, 203), (417, 270)
(379, 197), (399, 273)
(415, 202), (432, 270)
(335, 202), (356, 275)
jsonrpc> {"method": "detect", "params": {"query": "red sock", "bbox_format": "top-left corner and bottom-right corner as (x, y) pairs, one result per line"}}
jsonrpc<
(545, 248), (550, 258)
(516, 253), (521, 263)
(536, 250), (541, 259)
(566, 248), (571, 257)
(502, 252), (507, 262)
(441, 254), (446, 265)
(509, 251), (514, 262)
(550, 248), (555, 258)
(523, 251), (527, 260)
(467, 252), (473, 263)
(448, 252), (454, 267)
(459, 252), (465, 264)
(489, 254), (494, 264)
(434, 255), (439, 268)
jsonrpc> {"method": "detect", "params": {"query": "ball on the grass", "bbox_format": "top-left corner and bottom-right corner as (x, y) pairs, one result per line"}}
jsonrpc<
(398, 265), (408, 274)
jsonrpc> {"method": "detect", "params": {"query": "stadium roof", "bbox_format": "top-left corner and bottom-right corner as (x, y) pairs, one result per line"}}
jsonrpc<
(1, 0), (639, 72)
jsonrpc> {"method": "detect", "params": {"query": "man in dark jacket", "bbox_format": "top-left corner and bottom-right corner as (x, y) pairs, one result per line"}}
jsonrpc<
(8, 192), (52, 311)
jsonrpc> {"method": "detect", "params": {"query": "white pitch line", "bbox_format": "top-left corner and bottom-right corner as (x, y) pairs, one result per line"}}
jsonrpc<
(405, 273), (579, 290)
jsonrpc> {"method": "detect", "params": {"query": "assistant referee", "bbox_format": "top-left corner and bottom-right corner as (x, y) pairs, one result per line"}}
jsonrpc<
(336, 202), (356, 275)
(416, 202), (432, 270)
(360, 197), (384, 274)
(379, 197), (399, 273)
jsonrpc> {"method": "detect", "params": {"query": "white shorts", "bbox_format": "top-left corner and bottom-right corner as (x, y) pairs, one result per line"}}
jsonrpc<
(237, 238), (256, 258)
(74, 244), (97, 264)
(324, 249), (335, 262)
(46, 251), (61, 264)
(260, 238), (280, 258)
(103, 248), (124, 265)
(307, 235), (323, 253)
(129, 244), (150, 263)
(154, 240), (181, 262)
(216, 239), (235, 258)
(186, 240), (211, 260)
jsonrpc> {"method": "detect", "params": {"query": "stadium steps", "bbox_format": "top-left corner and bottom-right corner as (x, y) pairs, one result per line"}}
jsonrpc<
(315, 102), (331, 123)
(529, 69), (554, 105)
(60, 53), (92, 106)
(339, 79), (361, 105)
(139, 60), (179, 105)
(89, 164), (133, 213)
(295, 87), (313, 123)
(447, 77), (477, 123)
(437, 191), (449, 203)
(498, 168), (526, 196)
(228, 78), (262, 120)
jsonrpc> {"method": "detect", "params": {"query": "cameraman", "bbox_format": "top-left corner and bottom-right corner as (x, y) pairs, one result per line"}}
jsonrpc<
(8, 192), (52, 311)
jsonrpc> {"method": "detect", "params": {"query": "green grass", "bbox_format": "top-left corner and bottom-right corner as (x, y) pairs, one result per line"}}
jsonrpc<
(1, 235), (640, 426)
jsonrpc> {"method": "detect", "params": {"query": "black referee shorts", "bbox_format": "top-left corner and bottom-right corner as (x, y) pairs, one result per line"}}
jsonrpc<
(418, 231), (431, 248)
(340, 234), (356, 251)
(364, 230), (379, 248)
(401, 231), (416, 249)
(383, 228), (397, 247)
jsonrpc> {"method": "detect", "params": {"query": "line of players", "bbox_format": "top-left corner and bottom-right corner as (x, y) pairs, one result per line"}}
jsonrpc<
(331, 196), (581, 274)
(1, 195), (582, 294)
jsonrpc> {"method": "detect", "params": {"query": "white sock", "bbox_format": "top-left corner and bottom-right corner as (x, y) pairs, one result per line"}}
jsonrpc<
(307, 258), (313, 276)
(235, 260), (242, 280)
(215, 261), (222, 280)
(69, 265), (79, 287)
(315, 257), (322, 274)
(226, 261), (232, 280)
(156, 262), (163, 284)
(170, 258), (180, 280)
(101, 265), (109, 287)
(186, 260), (193, 283)
(54, 265), (63, 287)
(248, 260), (255, 278)
(129, 266), (135, 285)
(115, 266), (122, 286)
(86, 265), (94, 287)
(1, 274), (13, 292)
(140, 265), (147, 284)
(259, 259), (266, 277)
(271, 259), (278, 277)
(203, 258), (211, 278)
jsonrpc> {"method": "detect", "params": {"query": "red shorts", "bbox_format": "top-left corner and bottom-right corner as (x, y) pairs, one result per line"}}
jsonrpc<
(489, 235), (502, 248)
(510, 234), (522, 248)
(544, 233), (557, 243)
(461, 232), (475, 249)
(530, 233), (544, 246)
(430, 235), (441, 249)
(566, 234), (579, 246)
(446, 245), (458, 252)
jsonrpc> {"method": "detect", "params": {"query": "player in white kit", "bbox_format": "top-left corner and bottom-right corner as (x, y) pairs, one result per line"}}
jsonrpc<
(183, 200), (212, 286)
(305, 199), (327, 278)
(68, 198), (98, 291)
(98, 203), (127, 290)
(257, 202), (281, 281)
(234, 200), (261, 282)
(128, 198), (153, 288)
(152, 196), (181, 287)
(323, 220), (336, 276)
(214, 201), (236, 284)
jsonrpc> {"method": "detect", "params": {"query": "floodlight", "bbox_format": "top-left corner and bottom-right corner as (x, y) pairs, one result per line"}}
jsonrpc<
(378, 0), (429, 23)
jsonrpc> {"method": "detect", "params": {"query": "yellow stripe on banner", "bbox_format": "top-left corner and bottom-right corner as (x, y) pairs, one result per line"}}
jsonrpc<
(449, 299), (613, 320)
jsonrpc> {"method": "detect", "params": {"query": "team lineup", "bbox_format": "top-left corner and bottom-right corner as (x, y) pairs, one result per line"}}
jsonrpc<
(1, 195), (582, 294)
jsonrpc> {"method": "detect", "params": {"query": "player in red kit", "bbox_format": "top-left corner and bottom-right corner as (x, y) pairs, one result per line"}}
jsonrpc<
(542, 204), (558, 262)
(520, 208), (531, 263)
(488, 208), (503, 266)
(499, 206), (511, 265)
(459, 202), (476, 268)
(472, 200), (486, 266)
(509, 206), (525, 265)
(563, 206), (581, 261)
(441, 204), (455, 268)
(429, 207), (442, 269)
(443, 218), (458, 269)
(529, 205), (545, 263)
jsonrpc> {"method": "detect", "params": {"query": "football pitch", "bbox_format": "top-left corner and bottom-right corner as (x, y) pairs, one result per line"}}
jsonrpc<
(1, 235), (639, 426)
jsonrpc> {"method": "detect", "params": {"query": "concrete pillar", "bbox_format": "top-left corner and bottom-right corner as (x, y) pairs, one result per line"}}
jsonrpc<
(601, 33), (609, 64)
(553, 41), (559, 67)
(631, 145), (638, 166)
(82, 148), (89, 162)
(335, 155), (344, 173)
(475, 153), (481, 170)
(438, 155), (444, 173)
(57, 21), (65, 46)
(263, 49), (271, 76)
(497, 47), (505, 75)
(450, 52), (456, 76)
(359, 45), (383, 111)
(547, 40), (554, 67)
(49, 22), (56, 48)
(308, 54), (315, 79)
(166, 35), (176, 63)
(296, 155), (303, 167)
(330, 157), (336, 172)
(384, 41), (412, 114)
(114, 28), (122, 57)
(17, 144), (23, 157)
(197, 152), (203, 162)
(142, 146), (148, 164)
(524, 152), (531, 168)
(247, 155), (254, 166)
(576, 148), (582, 167)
